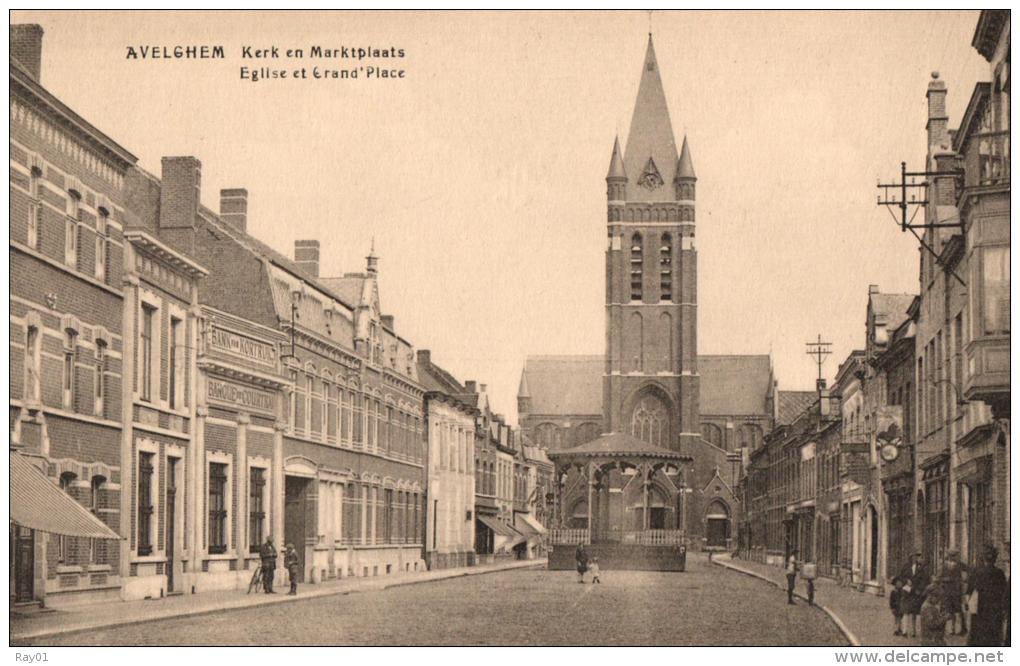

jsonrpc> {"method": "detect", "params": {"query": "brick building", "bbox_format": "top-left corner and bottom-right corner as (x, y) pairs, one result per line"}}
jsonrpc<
(10, 25), (132, 607)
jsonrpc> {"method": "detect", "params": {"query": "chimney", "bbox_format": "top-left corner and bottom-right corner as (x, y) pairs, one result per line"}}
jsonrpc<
(219, 188), (248, 232)
(868, 284), (880, 296)
(159, 157), (201, 230)
(381, 314), (395, 330)
(926, 72), (949, 150)
(819, 384), (831, 417)
(464, 380), (477, 393)
(11, 25), (43, 81)
(480, 384), (488, 393)
(417, 349), (431, 366)
(294, 239), (320, 278)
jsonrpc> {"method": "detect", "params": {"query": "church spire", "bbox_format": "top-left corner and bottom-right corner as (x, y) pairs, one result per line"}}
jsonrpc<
(623, 34), (679, 202)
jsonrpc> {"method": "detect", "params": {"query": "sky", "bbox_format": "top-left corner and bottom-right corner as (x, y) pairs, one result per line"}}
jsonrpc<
(12, 10), (992, 423)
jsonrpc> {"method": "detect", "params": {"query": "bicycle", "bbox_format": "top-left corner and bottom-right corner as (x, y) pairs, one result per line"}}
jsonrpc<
(247, 564), (264, 594)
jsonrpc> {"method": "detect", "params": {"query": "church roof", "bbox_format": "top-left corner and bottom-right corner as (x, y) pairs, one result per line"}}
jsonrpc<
(698, 355), (774, 416)
(547, 431), (692, 461)
(520, 355), (602, 415)
(520, 353), (775, 418)
(623, 35), (679, 202)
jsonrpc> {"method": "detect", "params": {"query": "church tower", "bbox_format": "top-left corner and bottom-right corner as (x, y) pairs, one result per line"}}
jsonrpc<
(603, 35), (699, 453)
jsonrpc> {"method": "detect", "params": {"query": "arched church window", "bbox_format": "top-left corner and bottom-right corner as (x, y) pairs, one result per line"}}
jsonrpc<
(701, 423), (723, 448)
(631, 396), (667, 448)
(738, 423), (762, 450)
(630, 233), (643, 302)
(659, 234), (672, 301)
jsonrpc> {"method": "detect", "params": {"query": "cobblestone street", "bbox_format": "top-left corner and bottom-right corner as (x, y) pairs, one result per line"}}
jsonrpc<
(22, 559), (846, 646)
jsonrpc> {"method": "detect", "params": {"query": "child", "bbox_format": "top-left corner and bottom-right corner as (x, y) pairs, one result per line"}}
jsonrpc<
(890, 577), (905, 636)
(284, 543), (300, 596)
(589, 557), (601, 584)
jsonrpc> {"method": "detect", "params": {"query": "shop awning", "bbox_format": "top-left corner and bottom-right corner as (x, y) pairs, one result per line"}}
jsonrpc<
(477, 515), (521, 539)
(514, 513), (547, 537)
(10, 452), (122, 539)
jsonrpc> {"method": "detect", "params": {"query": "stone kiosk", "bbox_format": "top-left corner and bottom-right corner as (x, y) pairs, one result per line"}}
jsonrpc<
(548, 432), (691, 571)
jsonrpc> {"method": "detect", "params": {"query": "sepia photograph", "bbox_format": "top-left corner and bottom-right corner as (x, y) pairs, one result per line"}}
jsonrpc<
(6, 8), (1012, 656)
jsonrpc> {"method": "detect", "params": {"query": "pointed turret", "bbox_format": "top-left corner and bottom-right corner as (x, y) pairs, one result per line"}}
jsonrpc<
(677, 136), (696, 180)
(675, 135), (696, 201)
(606, 135), (627, 180)
(517, 369), (532, 416)
(623, 35), (679, 202)
(606, 135), (627, 201)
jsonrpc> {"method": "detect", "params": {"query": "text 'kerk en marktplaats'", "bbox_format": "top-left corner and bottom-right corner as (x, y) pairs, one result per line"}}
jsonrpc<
(124, 44), (408, 81)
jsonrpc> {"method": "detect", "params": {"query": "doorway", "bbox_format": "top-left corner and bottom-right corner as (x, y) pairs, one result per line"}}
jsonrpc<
(649, 507), (667, 529)
(707, 519), (728, 548)
(12, 524), (34, 603)
(285, 476), (310, 583)
(166, 457), (178, 593)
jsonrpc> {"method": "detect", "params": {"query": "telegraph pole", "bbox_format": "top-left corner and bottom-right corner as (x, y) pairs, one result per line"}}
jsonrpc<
(805, 334), (832, 392)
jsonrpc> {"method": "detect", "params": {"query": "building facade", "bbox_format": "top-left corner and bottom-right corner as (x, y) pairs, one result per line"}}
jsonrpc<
(10, 25), (135, 607)
(418, 350), (478, 569)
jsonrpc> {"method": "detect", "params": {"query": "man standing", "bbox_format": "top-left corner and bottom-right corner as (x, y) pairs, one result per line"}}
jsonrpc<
(285, 543), (300, 596)
(967, 544), (1007, 646)
(260, 536), (278, 594)
(786, 549), (799, 605)
(941, 550), (968, 636)
(898, 551), (930, 638)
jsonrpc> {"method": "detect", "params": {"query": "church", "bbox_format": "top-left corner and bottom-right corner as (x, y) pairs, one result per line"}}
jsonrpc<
(517, 36), (791, 561)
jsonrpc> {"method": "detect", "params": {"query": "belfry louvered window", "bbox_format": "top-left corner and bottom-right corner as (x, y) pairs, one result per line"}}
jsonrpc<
(659, 233), (672, 301)
(630, 233), (643, 301)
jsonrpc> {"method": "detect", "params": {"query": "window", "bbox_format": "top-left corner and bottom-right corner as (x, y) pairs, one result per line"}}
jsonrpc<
(63, 329), (77, 410)
(27, 167), (42, 249)
(353, 392), (364, 446)
(305, 374), (313, 434)
(58, 472), (77, 562)
(24, 325), (41, 404)
(631, 396), (667, 447)
(95, 210), (108, 282)
(249, 467), (266, 553)
(140, 304), (155, 402)
(384, 489), (394, 544)
(208, 462), (228, 554)
(137, 453), (154, 556)
(322, 382), (332, 440)
(385, 405), (394, 453)
(630, 233), (643, 301)
(341, 390), (351, 444)
(343, 483), (360, 545)
(169, 317), (182, 410)
(982, 246), (1010, 334)
(64, 192), (80, 267)
(90, 475), (106, 563)
(659, 233), (672, 301)
(95, 340), (107, 417)
(367, 399), (377, 450)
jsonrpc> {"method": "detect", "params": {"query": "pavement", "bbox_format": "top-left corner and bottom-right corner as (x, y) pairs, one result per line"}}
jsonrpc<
(17, 555), (845, 646)
(10, 557), (544, 643)
(713, 554), (969, 648)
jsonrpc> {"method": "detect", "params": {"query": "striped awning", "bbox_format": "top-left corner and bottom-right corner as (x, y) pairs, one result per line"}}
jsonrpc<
(10, 452), (122, 539)
(477, 515), (521, 539)
(514, 513), (547, 537)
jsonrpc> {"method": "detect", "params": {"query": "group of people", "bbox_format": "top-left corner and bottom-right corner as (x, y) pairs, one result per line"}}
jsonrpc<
(891, 545), (1009, 647)
(259, 537), (301, 595)
(574, 543), (602, 584)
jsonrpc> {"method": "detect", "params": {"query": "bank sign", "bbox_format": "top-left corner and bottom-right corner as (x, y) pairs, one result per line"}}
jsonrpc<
(209, 326), (277, 368)
(207, 378), (275, 415)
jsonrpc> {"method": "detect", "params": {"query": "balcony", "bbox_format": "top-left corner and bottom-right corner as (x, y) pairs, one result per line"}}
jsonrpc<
(962, 131), (1010, 190)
